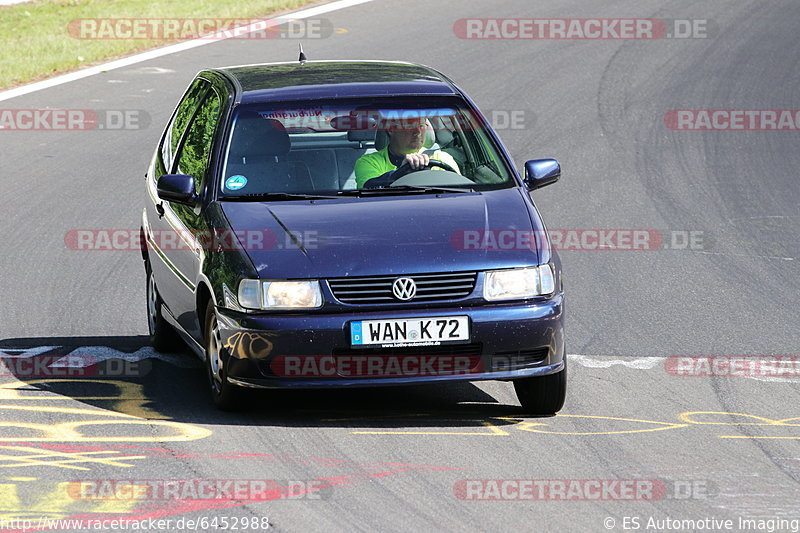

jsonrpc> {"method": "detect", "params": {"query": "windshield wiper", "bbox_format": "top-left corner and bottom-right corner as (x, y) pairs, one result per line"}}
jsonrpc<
(339, 185), (475, 196)
(222, 192), (339, 201)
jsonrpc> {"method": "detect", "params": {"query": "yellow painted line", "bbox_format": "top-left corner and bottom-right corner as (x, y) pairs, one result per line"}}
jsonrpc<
(0, 446), (146, 470)
(0, 479), (143, 517)
(322, 413), (432, 422)
(0, 405), (211, 442)
(43, 420), (211, 443)
(680, 411), (800, 426)
(342, 413), (723, 437)
(27, 482), (79, 514)
(348, 414), (692, 437)
(0, 421), (74, 441)
(352, 418), (511, 436)
(0, 381), (170, 419)
(0, 459), (99, 471)
(513, 415), (689, 436)
(480, 420), (511, 436)
(0, 391), (154, 402)
(0, 483), (22, 514)
(0, 404), (136, 418)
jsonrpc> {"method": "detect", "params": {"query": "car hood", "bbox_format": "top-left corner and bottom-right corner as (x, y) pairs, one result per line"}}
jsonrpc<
(219, 189), (542, 279)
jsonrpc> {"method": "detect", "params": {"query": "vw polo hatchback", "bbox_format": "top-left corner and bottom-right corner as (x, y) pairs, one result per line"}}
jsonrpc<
(141, 60), (566, 413)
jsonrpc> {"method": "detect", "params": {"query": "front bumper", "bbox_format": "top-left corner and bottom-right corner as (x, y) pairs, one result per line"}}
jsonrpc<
(216, 294), (564, 389)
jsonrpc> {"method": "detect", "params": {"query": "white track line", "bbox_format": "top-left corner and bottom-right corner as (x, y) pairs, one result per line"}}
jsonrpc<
(49, 346), (200, 368)
(569, 354), (663, 369)
(0, 0), (374, 103)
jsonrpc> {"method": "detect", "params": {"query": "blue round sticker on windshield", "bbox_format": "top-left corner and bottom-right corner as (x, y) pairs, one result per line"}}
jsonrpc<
(225, 175), (247, 191)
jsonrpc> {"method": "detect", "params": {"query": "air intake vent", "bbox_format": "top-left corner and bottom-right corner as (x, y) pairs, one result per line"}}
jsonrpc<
(492, 348), (549, 370)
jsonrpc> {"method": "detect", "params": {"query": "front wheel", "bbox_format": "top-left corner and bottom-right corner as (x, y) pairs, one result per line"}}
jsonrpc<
(146, 264), (181, 352)
(513, 360), (567, 415)
(204, 301), (241, 411)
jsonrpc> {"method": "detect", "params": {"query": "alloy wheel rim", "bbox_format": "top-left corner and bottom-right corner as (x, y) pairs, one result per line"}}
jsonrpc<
(147, 272), (157, 335)
(208, 316), (224, 393)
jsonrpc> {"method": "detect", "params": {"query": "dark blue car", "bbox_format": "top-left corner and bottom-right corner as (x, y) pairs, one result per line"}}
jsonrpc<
(141, 60), (565, 413)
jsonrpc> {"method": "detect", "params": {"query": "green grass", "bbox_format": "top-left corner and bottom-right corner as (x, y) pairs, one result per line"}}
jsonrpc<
(0, 0), (322, 89)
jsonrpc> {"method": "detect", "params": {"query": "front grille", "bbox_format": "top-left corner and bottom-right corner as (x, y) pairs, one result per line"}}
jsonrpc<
(328, 271), (478, 304)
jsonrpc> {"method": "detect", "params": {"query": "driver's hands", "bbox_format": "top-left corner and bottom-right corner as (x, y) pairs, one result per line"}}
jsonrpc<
(403, 152), (430, 170)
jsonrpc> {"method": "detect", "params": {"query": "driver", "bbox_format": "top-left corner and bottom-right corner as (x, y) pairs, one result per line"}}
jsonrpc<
(354, 116), (460, 188)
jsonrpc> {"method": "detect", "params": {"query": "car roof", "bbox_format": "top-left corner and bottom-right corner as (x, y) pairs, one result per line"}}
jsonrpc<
(211, 60), (461, 104)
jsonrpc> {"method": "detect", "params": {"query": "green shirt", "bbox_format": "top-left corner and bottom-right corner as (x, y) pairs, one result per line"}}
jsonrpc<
(354, 146), (461, 188)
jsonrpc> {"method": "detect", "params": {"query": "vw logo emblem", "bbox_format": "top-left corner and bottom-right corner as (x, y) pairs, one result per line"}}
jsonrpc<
(392, 277), (417, 301)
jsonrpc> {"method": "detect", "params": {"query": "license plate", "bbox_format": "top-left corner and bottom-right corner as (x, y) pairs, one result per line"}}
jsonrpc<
(351, 316), (470, 347)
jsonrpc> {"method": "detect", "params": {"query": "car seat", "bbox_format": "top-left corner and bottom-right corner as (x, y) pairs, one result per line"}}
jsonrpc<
(226, 112), (313, 193)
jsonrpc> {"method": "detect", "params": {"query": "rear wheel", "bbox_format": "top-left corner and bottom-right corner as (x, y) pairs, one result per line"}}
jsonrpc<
(146, 263), (181, 352)
(204, 300), (241, 411)
(513, 359), (567, 415)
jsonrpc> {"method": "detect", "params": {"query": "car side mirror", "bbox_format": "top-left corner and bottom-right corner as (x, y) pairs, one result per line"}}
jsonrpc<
(524, 159), (561, 190)
(157, 174), (197, 206)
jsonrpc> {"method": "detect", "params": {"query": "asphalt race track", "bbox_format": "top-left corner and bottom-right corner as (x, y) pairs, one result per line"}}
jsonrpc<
(1, 0), (799, 531)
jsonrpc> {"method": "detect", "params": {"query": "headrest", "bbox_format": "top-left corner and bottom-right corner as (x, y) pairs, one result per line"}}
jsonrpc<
(429, 116), (454, 146)
(435, 128), (454, 146)
(374, 119), (436, 151)
(330, 115), (377, 144)
(229, 111), (290, 159)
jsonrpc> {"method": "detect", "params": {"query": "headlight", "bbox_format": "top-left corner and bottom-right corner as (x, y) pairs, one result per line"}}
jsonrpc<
(237, 279), (323, 310)
(483, 265), (556, 301)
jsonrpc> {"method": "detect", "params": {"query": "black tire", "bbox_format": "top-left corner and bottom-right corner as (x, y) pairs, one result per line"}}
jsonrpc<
(145, 263), (182, 352)
(513, 359), (567, 415)
(204, 300), (241, 411)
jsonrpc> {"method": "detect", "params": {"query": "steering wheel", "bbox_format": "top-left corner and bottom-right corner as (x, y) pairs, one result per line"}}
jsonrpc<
(391, 158), (459, 181)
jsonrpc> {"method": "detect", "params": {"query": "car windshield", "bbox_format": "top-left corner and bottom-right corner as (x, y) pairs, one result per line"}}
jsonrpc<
(219, 98), (516, 198)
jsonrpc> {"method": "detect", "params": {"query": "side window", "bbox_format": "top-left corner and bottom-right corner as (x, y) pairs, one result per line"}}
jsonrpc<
(457, 112), (509, 183)
(175, 88), (223, 194)
(160, 79), (210, 174)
